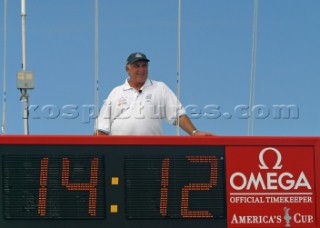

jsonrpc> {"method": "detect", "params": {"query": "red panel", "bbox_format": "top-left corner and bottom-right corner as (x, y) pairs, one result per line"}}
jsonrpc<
(226, 146), (316, 227)
(0, 135), (319, 146)
(315, 142), (320, 226)
(0, 135), (319, 228)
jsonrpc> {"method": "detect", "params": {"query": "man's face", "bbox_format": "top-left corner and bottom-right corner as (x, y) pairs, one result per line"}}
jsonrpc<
(126, 60), (149, 85)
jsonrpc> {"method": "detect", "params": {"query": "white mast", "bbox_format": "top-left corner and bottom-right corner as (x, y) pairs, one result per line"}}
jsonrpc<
(1, 0), (7, 134)
(19, 0), (34, 135)
(21, 0), (29, 135)
(21, 0), (26, 71)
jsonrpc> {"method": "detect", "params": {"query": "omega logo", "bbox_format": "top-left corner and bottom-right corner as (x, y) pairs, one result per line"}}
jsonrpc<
(230, 147), (312, 191)
(259, 147), (282, 170)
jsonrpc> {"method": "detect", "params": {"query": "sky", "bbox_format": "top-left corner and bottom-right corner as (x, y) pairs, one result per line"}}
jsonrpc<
(0, 0), (320, 136)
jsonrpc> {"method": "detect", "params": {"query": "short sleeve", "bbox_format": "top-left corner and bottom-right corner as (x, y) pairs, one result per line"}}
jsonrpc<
(97, 96), (112, 134)
(161, 83), (186, 125)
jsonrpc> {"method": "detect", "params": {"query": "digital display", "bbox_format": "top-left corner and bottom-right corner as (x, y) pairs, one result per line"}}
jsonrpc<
(0, 142), (227, 228)
(125, 155), (225, 219)
(3, 155), (105, 219)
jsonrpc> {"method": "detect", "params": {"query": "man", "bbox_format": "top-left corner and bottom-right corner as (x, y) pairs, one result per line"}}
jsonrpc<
(96, 52), (213, 136)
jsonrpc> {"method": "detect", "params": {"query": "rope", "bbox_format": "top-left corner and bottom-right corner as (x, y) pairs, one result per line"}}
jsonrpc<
(248, 0), (258, 136)
(1, 0), (7, 134)
(94, 0), (99, 132)
(176, 0), (181, 135)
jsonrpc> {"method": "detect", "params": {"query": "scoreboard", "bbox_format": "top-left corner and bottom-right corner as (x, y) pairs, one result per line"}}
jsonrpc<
(0, 136), (319, 228)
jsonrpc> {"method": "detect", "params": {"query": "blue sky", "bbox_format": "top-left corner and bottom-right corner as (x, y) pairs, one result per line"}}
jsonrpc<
(1, 0), (320, 136)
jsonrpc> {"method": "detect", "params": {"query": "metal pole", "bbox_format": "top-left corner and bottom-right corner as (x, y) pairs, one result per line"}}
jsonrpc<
(248, 0), (258, 136)
(176, 0), (181, 136)
(21, 90), (29, 135)
(21, 0), (29, 135)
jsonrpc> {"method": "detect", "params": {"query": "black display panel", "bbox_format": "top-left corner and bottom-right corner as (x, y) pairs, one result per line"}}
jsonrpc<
(3, 155), (105, 219)
(125, 155), (225, 219)
(0, 144), (226, 228)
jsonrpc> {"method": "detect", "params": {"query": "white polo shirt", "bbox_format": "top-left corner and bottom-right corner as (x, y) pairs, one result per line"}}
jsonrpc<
(97, 79), (186, 135)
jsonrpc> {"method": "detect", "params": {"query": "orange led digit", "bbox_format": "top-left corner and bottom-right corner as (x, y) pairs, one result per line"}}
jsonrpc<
(38, 157), (49, 216)
(181, 156), (218, 218)
(61, 157), (99, 216)
(160, 158), (170, 216)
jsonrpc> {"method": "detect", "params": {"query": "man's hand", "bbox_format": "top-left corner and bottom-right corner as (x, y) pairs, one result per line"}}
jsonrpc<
(193, 131), (215, 136)
(178, 115), (215, 136)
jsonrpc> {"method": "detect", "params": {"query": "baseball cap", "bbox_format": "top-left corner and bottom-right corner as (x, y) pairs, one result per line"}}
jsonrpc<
(126, 52), (150, 65)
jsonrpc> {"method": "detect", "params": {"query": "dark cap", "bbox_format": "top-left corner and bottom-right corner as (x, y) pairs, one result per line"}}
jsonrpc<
(126, 52), (150, 65)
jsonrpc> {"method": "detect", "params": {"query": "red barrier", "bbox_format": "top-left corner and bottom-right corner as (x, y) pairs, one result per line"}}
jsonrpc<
(0, 135), (318, 228)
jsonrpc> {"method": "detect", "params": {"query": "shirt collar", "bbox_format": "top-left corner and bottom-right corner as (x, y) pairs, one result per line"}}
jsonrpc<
(123, 78), (153, 91)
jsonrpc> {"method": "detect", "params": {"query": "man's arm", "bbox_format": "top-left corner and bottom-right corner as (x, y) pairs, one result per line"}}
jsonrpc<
(178, 114), (214, 136)
(95, 130), (109, 136)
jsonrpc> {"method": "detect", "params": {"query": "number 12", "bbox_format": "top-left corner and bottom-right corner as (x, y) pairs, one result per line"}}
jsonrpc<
(160, 156), (218, 218)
